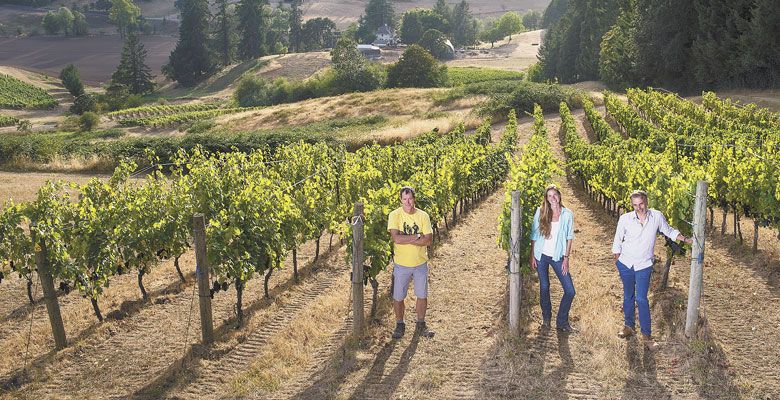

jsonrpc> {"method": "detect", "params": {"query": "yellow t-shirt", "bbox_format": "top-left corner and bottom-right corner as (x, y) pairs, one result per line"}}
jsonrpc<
(387, 207), (433, 267)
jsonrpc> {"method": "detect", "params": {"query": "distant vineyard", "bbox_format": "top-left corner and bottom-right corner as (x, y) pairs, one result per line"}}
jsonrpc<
(105, 103), (221, 121)
(0, 74), (58, 109)
(117, 107), (260, 128)
(447, 67), (524, 86)
(0, 115), (20, 127)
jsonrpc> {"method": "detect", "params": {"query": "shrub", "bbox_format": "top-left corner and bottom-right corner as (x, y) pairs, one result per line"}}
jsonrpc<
(386, 45), (447, 88)
(478, 81), (584, 117)
(525, 62), (544, 83)
(60, 64), (85, 97)
(79, 111), (99, 131)
(71, 93), (97, 114)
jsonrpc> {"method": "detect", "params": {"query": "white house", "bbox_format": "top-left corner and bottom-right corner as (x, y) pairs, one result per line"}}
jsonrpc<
(372, 24), (397, 47)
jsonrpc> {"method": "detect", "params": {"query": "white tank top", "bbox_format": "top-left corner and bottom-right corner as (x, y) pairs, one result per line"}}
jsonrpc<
(542, 220), (560, 257)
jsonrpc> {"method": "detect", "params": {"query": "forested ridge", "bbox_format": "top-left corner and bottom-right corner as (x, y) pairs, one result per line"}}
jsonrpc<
(537, 0), (779, 91)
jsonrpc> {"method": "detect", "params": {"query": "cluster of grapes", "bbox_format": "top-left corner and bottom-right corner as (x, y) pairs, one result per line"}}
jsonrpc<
(209, 280), (230, 298)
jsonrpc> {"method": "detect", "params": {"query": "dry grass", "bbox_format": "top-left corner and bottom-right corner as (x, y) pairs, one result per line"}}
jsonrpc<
(219, 87), (478, 134)
(227, 274), (349, 396)
(0, 170), (110, 203)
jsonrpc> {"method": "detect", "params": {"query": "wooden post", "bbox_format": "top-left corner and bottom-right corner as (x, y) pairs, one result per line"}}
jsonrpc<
(192, 214), (214, 345)
(685, 181), (707, 338)
(509, 191), (522, 336)
(351, 203), (365, 336)
(31, 224), (67, 350)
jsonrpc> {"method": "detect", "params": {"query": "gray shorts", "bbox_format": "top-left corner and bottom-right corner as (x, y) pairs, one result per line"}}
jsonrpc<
(392, 262), (429, 301)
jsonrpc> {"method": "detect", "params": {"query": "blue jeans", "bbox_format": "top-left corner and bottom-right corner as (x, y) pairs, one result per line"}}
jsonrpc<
(616, 260), (652, 335)
(537, 254), (576, 328)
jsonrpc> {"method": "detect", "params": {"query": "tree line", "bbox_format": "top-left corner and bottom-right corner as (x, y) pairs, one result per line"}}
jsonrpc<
(537, 0), (779, 90)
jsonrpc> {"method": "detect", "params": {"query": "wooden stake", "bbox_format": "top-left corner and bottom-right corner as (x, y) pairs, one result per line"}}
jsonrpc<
(685, 181), (707, 338)
(509, 191), (522, 337)
(351, 203), (365, 336)
(192, 214), (214, 345)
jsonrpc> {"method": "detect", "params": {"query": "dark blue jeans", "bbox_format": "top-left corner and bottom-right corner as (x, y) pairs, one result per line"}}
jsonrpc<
(616, 260), (652, 335)
(537, 254), (576, 328)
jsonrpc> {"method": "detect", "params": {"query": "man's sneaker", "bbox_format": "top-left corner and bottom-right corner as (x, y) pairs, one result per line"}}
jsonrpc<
(618, 326), (635, 339)
(392, 322), (405, 339)
(415, 321), (435, 338)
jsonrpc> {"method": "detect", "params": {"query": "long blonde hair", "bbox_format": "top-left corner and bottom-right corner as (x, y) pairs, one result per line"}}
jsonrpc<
(539, 185), (564, 239)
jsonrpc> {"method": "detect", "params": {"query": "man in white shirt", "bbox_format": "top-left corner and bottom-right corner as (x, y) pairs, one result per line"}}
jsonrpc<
(612, 190), (692, 348)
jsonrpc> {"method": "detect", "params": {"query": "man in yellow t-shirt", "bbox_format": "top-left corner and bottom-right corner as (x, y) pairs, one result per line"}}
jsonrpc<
(387, 186), (434, 339)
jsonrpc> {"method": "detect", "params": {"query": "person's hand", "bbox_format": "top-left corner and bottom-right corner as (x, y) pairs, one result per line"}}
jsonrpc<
(562, 257), (569, 276)
(613, 253), (620, 263)
(530, 257), (537, 271)
(684, 236), (693, 245)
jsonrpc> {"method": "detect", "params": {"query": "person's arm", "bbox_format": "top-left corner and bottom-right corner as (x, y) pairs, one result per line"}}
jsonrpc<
(390, 229), (418, 244)
(415, 233), (433, 246)
(561, 239), (573, 275)
(656, 211), (693, 244)
(530, 241), (537, 270)
(612, 215), (625, 262)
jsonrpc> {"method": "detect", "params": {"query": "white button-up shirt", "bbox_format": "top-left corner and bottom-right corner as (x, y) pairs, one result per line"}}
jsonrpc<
(611, 209), (680, 271)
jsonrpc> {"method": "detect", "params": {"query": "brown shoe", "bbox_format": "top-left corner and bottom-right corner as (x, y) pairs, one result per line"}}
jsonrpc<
(642, 334), (660, 350)
(617, 326), (635, 339)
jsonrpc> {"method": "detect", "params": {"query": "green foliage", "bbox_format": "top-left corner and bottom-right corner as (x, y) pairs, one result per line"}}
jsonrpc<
(386, 45), (447, 88)
(599, 1), (638, 89)
(450, 0), (478, 47)
(446, 67), (523, 86)
(214, 0), (235, 66)
(522, 10), (541, 30)
(497, 11), (524, 39)
(419, 29), (452, 60)
(356, 0), (395, 43)
(60, 64), (85, 97)
(237, 0), (268, 60)
(112, 33), (155, 94)
(79, 112), (100, 131)
(400, 8), (449, 45)
(300, 17), (337, 51)
(525, 62), (544, 82)
(288, 0), (303, 52)
(331, 37), (385, 92)
(109, 0), (140, 37)
(0, 74), (57, 109)
(42, 7), (82, 36)
(541, 0), (568, 28)
(538, 0), (621, 83)
(71, 93), (97, 115)
(0, 115), (20, 128)
(479, 25), (504, 48)
(164, 0), (216, 86)
(479, 81), (583, 117)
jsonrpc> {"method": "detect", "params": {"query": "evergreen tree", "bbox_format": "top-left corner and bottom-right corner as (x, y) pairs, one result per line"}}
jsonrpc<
(740, 0), (779, 87)
(164, 0), (215, 86)
(433, 0), (450, 22)
(289, 0), (303, 52)
(573, 0), (621, 81)
(541, 0), (569, 28)
(691, 0), (753, 87)
(400, 11), (424, 45)
(300, 18), (337, 50)
(599, 0), (638, 88)
(214, 0), (235, 66)
(267, 6), (291, 54)
(356, 0), (395, 43)
(112, 33), (155, 94)
(60, 64), (85, 97)
(72, 11), (89, 36)
(237, 0), (268, 60)
(634, 0), (696, 89)
(451, 0), (477, 47)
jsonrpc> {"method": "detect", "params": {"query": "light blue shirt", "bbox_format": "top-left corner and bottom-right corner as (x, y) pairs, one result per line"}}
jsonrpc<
(532, 207), (575, 262)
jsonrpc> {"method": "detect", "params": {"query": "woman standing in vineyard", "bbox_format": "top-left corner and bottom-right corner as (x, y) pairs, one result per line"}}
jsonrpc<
(530, 185), (576, 333)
